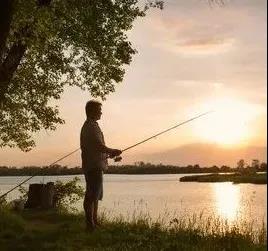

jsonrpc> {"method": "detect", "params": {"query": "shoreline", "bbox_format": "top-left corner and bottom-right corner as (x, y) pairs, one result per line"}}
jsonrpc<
(180, 173), (267, 184)
(0, 171), (266, 176)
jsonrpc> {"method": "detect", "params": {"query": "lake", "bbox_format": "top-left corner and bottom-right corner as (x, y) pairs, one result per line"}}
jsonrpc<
(0, 174), (266, 227)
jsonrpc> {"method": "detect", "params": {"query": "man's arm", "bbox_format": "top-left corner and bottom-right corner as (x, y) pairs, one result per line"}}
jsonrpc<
(97, 144), (122, 158)
(90, 123), (122, 157)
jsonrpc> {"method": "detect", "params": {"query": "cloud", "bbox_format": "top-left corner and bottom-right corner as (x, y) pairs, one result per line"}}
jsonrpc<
(178, 37), (226, 47)
(127, 143), (267, 166)
(173, 37), (235, 55)
(141, 0), (264, 56)
(144, 12), (236, 55)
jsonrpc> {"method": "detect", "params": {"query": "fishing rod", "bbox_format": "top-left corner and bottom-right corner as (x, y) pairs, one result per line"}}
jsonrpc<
(0, 110), (213, 199)
(113, 110), (214, 161)
(0, 148), (80, 199)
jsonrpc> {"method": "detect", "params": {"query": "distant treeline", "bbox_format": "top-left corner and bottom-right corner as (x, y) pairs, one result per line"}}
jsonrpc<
(0, 160), (266, 176)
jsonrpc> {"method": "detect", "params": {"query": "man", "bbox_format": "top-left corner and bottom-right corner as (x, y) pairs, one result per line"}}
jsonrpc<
(80, 100), (122, 231)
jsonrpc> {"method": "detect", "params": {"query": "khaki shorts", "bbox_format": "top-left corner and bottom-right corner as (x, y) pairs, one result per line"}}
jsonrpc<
(84, 169), (103, 201)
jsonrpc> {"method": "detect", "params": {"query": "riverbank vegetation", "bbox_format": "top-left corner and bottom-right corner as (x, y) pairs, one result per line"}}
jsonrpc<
(180, 173), (267, 184)
(0, 159), (266, 176)
(0, 208), (266, 251)
(0, 176), (266, 250)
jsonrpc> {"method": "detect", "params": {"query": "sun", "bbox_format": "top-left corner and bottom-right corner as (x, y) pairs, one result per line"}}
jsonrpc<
(193, 97), (255, 147)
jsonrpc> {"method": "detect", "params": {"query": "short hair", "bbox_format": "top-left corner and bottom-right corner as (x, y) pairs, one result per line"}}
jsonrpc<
(85, 100), (102, 118)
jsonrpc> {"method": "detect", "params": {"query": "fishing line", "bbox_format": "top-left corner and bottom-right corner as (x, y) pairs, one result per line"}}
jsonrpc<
(122, 111), (213, 152)
(0, 148), (80, 199)
(0, 110), (213, 199)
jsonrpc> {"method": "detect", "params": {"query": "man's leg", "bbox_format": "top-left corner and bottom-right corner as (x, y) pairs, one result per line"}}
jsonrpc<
(93, 200), (99, 226)
(93, 172), (103, 226)
(84, 189), (95, 229)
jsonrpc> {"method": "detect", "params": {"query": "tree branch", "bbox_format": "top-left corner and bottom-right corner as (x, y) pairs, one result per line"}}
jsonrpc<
(0, 0), (53, 104)
(0, 0), (15, 63)
(0, 41), (27, 102)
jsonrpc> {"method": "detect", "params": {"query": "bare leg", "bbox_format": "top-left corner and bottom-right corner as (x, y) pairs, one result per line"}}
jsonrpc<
(93, 200), (99, 226)
(83, 190), (95, 229)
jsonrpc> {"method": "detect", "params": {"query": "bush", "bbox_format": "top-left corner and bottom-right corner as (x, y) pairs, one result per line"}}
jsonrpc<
(53, 177), (84, 212)
(0, 195), (8, 209)
(17, 177), (85, 212)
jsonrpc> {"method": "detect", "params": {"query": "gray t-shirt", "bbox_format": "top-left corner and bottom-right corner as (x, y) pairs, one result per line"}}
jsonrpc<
(80, 119), (108, 171)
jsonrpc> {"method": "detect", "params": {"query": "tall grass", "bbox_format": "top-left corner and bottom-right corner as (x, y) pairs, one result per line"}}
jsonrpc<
(99, 208), (267, 243)
(0, 207), (266, 251)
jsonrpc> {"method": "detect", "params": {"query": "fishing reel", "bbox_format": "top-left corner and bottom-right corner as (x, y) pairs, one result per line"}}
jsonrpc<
(114, 156), (122, 162)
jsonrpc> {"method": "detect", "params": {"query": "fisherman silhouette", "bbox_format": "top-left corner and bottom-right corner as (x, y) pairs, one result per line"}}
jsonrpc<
(80, 100), (122, 231)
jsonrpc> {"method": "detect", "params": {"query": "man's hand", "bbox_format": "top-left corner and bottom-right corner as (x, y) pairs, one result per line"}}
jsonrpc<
(108, 149), (122, 159)
(114, 156), (122, 162)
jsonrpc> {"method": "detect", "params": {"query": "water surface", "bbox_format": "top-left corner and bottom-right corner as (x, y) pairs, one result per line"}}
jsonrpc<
(0, 174), (266, 226)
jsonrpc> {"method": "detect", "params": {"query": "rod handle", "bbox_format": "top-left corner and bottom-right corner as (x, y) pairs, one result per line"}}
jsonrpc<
(114, 156), (122, 162)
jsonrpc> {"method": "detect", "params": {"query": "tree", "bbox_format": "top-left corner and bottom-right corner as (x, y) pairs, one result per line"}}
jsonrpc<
(220, 165), (230, 172)
(251, 159), (260, 170)
(259, 162), (267, 171)
(237, 159), (246, 169)
(0, 0), (163, 151)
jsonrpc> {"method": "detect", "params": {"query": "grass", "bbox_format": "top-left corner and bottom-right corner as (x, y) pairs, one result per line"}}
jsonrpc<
(180, 173), (267, 184)
(0, 208), (266, 251)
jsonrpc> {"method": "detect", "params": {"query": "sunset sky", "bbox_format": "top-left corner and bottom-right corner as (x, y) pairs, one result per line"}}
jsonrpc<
(0, 0), (267, 167)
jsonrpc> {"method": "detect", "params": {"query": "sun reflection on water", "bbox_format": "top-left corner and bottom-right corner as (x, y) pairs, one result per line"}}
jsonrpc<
(213, 182), (240, 222)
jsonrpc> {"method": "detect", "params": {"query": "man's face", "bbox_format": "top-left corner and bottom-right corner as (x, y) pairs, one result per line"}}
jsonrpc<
(94, 105), (102, 121)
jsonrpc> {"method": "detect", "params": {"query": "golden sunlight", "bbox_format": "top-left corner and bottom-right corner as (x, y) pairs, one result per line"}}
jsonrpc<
(193, 97), (257, 147)
(213, 182), (240, 222)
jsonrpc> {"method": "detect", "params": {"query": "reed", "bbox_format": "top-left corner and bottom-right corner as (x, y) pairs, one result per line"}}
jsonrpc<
(0, 208), (266, 251)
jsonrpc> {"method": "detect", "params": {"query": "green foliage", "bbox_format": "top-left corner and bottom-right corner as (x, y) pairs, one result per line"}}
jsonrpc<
(0, 162), (266, 175)
(0, 209), (266, 251)
(237, 159), (246, 169)
(17, 177), (84, 211)
(0, 195), (8, 209)
(0, 0), (163, 151)
(180, 173), (267, 184)
(18, 185), (28, 202)
(0, 209), (25, 237)
(53, 177), (84, 212)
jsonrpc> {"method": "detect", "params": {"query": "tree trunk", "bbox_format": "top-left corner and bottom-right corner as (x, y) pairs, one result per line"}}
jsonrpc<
(25, 182), (55, 209)
(0, 0), (52, 103)
(0, 41), (27, 102)
(0, 0), (14, 62)
(40, 182), (55, 209)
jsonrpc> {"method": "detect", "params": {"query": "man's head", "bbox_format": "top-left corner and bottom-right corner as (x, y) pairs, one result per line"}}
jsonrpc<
(85, 100), (102, 121)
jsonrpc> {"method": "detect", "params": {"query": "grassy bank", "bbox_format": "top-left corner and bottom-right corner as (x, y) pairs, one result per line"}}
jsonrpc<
(0, 209), (266, 251)
(180, 173), (267, 184)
